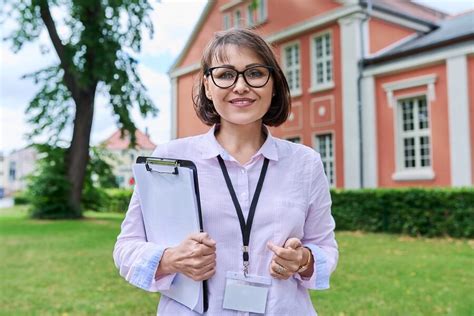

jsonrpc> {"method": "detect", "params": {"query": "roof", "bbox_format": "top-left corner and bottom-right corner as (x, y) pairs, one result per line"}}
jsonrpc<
(101, 129), (156, 151)
(365, 10), (474, 65)
(169, 0), (448, 74)
(368, 0), (448, 23)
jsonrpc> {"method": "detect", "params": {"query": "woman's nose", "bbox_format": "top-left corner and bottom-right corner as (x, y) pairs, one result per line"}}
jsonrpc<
(232, 74), (250, 93)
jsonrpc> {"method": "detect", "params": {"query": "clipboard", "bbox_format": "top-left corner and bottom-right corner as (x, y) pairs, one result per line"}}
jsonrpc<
(133, 156), (208, 314)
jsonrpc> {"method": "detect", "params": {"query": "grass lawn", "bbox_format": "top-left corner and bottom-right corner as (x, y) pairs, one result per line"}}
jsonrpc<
(1, 206), (472, 315)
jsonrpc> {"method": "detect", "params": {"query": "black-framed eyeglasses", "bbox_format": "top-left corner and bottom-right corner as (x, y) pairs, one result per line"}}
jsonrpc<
(205, 65), (274, 89)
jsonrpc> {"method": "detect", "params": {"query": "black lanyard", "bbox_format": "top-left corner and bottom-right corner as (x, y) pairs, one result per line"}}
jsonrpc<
(217, 155), (269, 276)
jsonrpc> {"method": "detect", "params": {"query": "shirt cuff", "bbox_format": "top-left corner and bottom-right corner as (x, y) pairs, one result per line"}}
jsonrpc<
(294, 244), (330, 290)
(128, 245), (177, 292)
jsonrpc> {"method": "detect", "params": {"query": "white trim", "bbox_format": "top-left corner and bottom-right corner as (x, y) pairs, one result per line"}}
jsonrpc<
(363, 42), (474, 76)
(308, 82), (335, 93)
(447, 55), (472, 186)
(170, 63), (200, 78)
(392, 169), (435, 181)
(310, 29), (334, 91)
(363, 18), (370, 57)
(312, 131), (337, 187)
(170, 78), (178, 140)
(219, 0), (243, 12)
(282, 102), (303, 131)
(335, 0), (358, 5)
(361, 75), (378, 188)
(383, 74), (437, 108)
(370, 10), (432, 33)
(223, 13), (231, 30)
(368, 33), (418, 58)
(339, 13), (363, 188)
(310, 95), (335, 128)
(281, 40), (302, 96)
(265, 5), (362, 43)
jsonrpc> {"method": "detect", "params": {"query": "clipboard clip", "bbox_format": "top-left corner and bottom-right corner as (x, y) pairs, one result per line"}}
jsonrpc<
(145, 158), (179, 175)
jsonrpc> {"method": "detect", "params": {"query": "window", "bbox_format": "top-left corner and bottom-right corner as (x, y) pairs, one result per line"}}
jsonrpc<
(223, 13), (231, 30)
(9, 161), (16, 181)
(315, 134), (335, 186)
(311, 32), (333, 90)
(234, 9), (241, 28)
(397, 96), (431, 171)
(286, 136), (301, 144)
(247, 0), (267, 26)
(282, 43), (301, 95)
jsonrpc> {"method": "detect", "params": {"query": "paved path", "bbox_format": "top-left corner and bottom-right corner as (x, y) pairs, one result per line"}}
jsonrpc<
(0, 198), (14, 209)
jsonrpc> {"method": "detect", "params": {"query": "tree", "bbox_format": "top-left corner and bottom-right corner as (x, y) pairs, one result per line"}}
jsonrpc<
(1, 0), (158, 217)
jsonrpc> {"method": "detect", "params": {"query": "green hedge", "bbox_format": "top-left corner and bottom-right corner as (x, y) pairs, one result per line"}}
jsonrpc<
(331, 188), (474, 238)
(102, 188), (133, 213)
(13, 192), (30, 205)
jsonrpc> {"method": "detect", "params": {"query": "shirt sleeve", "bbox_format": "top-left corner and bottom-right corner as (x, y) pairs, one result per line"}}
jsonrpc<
(113, 189), (177, 292)
(294, 153), (339, 290)
(113, 148), (178, 292)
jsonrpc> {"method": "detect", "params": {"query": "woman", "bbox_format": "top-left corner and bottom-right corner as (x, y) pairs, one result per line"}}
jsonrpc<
(114, 28), (338, 315)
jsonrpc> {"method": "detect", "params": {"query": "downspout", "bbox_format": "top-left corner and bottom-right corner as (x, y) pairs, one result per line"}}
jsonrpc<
(357, 0), (372, 188)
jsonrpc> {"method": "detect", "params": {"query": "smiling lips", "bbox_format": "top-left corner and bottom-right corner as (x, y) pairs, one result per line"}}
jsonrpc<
(229, 98), (255, 108)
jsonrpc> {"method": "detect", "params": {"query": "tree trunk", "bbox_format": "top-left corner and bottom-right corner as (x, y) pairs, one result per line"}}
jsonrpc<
(66, 88), (96, 217)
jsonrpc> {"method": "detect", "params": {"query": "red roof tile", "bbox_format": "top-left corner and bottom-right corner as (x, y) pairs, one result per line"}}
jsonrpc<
(101, 129), (156, 150)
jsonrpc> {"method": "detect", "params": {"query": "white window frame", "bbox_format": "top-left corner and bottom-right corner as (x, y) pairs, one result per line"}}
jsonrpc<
(223, 13), (231, 30)
(393, 94), (434, 181)
(285, 135), (302, 144)
(313, 132), (336, 187)
(309, 30), (334, 93)
(382, 74), (437, 181)
(246, 0), (267, 26)
(281, 41), (302, 96)
(234, 9), (242, 28)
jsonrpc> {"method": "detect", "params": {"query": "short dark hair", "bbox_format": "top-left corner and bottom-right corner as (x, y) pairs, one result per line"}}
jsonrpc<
(193, 28), (291, 127)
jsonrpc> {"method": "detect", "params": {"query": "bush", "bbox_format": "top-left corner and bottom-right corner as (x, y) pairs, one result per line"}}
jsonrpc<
(102, 188), (133, 213)
(331, 188), (474, 238)
(13, 191), (30, 205)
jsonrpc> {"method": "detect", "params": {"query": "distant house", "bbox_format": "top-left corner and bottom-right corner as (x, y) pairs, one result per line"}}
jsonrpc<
(1, 146), (38, 196)
(168, 0), (474, 188)
(101, 129), (156, 188)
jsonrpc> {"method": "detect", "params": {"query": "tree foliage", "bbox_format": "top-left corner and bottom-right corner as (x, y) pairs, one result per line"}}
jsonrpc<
(2, 0), (157, 143)
(1, 0), (158, 216)
(26, 144), (118, 218)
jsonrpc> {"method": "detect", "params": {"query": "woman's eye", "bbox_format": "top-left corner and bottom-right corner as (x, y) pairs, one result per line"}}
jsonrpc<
(217, 71), (236, 80)
(247, 70), (264, 78)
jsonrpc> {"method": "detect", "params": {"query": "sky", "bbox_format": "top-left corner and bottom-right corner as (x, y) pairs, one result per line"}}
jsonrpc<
(1, 0), (473, 155)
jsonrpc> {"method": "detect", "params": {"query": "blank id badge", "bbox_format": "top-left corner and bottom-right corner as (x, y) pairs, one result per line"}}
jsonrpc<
(223, 271), (272, 314)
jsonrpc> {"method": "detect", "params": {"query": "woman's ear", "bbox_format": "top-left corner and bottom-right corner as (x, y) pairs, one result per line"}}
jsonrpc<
(203, 76), (212, 100)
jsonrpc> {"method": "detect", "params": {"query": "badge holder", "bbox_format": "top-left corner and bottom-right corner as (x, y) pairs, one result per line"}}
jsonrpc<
(223, 271), (271, 314)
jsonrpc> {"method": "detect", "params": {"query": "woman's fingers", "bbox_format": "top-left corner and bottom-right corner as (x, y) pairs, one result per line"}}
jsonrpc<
(269, 260), (291, 280)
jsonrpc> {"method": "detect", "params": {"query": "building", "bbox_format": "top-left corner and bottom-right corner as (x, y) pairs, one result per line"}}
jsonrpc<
(1, 146), (38, 195)
(168, 0), (474, 188)
(101, 129), (156, 188)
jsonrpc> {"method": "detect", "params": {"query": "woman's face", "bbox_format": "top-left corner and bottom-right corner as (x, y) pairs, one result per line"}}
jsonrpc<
(204, 44), (274, 128)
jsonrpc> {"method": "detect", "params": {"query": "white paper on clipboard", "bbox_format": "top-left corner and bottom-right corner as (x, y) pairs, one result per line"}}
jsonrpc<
(132, 163), (204, 313)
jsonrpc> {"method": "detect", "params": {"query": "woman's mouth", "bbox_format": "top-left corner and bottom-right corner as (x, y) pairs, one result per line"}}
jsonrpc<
(229, 98), (255, 108)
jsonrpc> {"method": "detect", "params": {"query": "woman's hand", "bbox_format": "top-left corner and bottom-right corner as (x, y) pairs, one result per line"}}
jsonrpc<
(157, 232), (217, 281)
(267, 238), (312, 280)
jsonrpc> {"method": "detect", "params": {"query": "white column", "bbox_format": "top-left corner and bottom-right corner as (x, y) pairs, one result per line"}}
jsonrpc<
(447, 55), (472, 186)
(361, 75), (378, 188)
(338, 14), (364, 188)
(170, 77), (178, 140)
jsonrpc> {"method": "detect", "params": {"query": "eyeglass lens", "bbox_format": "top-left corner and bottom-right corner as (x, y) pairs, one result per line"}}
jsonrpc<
(210, 66), (271, 88)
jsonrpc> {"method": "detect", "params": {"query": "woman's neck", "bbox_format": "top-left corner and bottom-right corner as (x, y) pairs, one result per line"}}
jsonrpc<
(215, 121), (266, 165)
